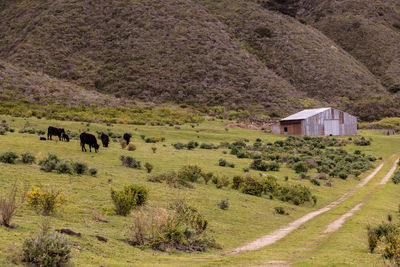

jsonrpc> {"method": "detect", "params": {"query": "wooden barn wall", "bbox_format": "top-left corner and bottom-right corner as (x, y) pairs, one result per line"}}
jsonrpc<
(302, 108), (357, 136)
(280, 120), (303, 136)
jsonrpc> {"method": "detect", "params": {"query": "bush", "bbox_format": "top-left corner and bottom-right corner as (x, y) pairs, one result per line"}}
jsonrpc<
(127, 201), (217, 252)
(232, 176), (244, 190)
(89, 168), (98, 176)
(338, 171), (348, 180)
(243, 167), (250, 173)
(200, 143), (216, 149)
(293, 162), (308, 173)
(178, 165), (203, 182)
(274, 206), (287, 215)
(145, 137), (157, 143)
(0, 152), (19, 164)
(186, 141), (199, 150)
(250, 159), (280, 171)
(21, 152), (35, 164)
(56, 160), (73, 174)
(392, 171), (400, 184)
(22, 231), (71, 267)
(241, 177), (264, 196)
(151, 147), (157, 153)
(218, 199), (229, 210)
(127, 143), (136, 151)
(111, 185), (148, 216)
(26, 187), (67, 215)
(73, 161), (88, 174)
(144, 162), (153, 173)
(120, 139), (127, 149)
(219, 158), (227, 166)
(216, 176), (230, 189)
(310, 178), (320, 186)
(202, 172), (213, 185)
(0, 184), (19, 227)
(120, 155), (141, 169)
(39, 154), (60, 172)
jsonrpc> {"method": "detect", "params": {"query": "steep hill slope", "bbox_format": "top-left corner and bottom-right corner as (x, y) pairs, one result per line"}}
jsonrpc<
(0, 60), (123, 106)
(296, 0), (400, 89)
(0, 0), (307, 115)
(201, 0), (386, 104)
(0, 0), (399, 119)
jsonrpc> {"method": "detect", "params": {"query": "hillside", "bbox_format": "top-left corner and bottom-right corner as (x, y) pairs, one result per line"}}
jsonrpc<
(0, 0), (399, 119)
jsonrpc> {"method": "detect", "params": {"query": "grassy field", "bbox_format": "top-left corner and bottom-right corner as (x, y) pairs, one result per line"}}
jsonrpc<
(0, 116), (398, 266)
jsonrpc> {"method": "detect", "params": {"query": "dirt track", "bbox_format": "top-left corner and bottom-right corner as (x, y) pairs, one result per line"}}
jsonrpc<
(229, 155), (397, 254)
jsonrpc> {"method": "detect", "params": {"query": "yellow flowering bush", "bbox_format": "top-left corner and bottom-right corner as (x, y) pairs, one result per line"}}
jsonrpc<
(26, 187), (67, 215)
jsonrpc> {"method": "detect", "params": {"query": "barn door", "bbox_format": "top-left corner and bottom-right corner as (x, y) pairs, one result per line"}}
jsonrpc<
(324, 120), (339, 136)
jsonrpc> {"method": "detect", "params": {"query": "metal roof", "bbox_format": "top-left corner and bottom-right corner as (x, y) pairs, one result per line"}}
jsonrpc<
(280, 108), (331, 121)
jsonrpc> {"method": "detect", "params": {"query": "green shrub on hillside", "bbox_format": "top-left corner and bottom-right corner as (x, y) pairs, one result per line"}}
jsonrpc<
(21, 152), (35, 164)
(120, 155), (141, 169)
(111, 185), (148, 216)
(0, 152), (19, 164)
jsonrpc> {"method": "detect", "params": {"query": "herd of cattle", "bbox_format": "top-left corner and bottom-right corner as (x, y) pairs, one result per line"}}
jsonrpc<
(45, 126), (131, 153)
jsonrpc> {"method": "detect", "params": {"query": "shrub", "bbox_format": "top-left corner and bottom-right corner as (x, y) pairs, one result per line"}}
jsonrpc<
(120, 155), (141, 169)
(39, 154), (60, 172)
(26, 187), (67, 215)
(219, 158), (227, 166)
(310, 178), (320, 186)
(111, 185), (148, 216)
(186, 141), (199, 150)
(148, 172), (193, 189)
(218, 199), (229, 210)
(232, 176), (244, 190)
(241, 177), (264, 196)
(89, 168), (98, 176)
(151, 147), (157, 153)
(145, 137), (157, 143)
(200, 143), (216, 149)
(72, 161), (88, 174)
(21, 152), (35, 164)
(178, 165), (203, 182)
(0, 152), (19, 164)
(120, 139), (127, 149)
(392, 172), (400, 184)
(127, 143), (136, 151)
(202, 172), (213, 185)
(0, 184), (19, 227)
(354, 137), (371, 146)
(293, 162), (308, 173)
(127, 201), (217, 252)
(144, 162), (153, 173)
(338, 171), (348, 180)
(22, 231), (71, 266)
(173, 142), (185, 150)
(250, 159), (280, 171)
(56, 160), (73, 174)
(216, 177), (230, 189)
(274, 206), (287, 215)
(243, 167), (250, 173)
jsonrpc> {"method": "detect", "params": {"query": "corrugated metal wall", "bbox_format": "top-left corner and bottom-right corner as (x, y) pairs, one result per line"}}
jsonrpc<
(302, 108), (357, 136)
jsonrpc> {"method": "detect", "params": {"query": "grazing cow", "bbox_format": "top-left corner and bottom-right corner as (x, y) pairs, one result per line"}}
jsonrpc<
(123, 133), (131, 145)
(62, 133), (70, 142)
(47, 126), (65, 140)
(40, 137), (46, 141)
(101, 133), (109, 147)
(80, 132), (99, 153)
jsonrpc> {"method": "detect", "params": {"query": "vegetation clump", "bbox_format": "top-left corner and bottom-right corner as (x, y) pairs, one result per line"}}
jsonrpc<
(21, 152), (35, 164)
(22, 221), (71, 266)
(111, 185), (148, 216)
(120, 155), (141, 169)
(127, 200), (218, 252)
(26, 187), (67, 215)
(0, 151), (19, 164)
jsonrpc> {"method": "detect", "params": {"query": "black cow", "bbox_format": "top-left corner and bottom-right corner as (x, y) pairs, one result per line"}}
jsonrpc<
(48, 126), (65, 140)
(101, 133), (109, 147)
(40, 137), (46, 141)
(80, 132), (99, 153)
(123, 133), (131, 145)
(62, 133), (69, 142)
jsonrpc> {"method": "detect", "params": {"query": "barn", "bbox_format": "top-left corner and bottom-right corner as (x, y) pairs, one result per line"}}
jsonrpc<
(272, 108), (357, 136)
